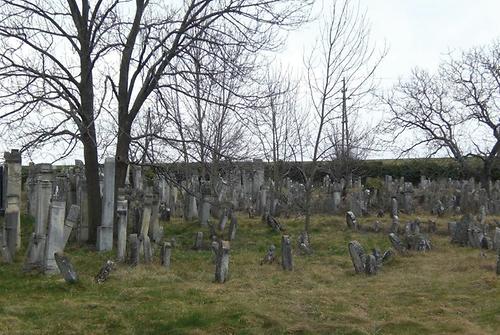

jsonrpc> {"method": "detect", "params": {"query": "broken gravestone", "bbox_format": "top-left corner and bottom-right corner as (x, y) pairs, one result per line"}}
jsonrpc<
(389, 233), (406, 254)
(95, 260), (114, 284)
(215, 240), (230, 283)
(364, 254), (377, 275)
(54, 252), (78, 284)
(346, 211), (358, 230)
(348, 240), (366, 273)
(260, 244), (276, 265)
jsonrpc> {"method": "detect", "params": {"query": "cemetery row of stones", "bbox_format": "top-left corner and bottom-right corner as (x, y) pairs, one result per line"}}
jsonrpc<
(1, 150), (499, 282)
(346, 208), (500, 276)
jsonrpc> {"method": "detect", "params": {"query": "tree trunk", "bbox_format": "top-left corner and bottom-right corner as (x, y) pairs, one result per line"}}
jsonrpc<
(482, 159), (493, 194)
(115, 127), (131, 192)
(304, 180), (312, 234)
(82, 133), (101, 244)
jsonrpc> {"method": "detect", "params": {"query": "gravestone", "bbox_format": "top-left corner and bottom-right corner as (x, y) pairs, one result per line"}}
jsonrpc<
(494, 227), (500, 251)
(4, 150), (22, 250)
(54, 252), (78, 284)
(364, 254), (377, 275)
(391, 197), (398, 218)
(97, 157), (115, 251)
(160, 242), (172, 269)
(348, 240), (366, 273)
(95, 260), (114, 284)
(4, 195), (19, 259)
(227, 215), (237, 241)
(346, 211), (358, 230)
(128, 234), (140, 266)
(193, 232), (203, 250)
(116, 192), (128, 262)
(281, 235), (293, 271)
(143, 235), (152, 263)
(1, 245), (12, 263)
(44, 199), (66, 275)
(62, 205), (80, 250)
(25, 179), (52, 271)
(215, 240), (230, 283)
(390, 215), (400, 234)
(199, 197), (211, 227)
(451, 215), (472, 246)
(218, 211), (228, 231)
(211, 239), (219, 263)
(389, 233), (406, 254)
(260, 244), (276, 265)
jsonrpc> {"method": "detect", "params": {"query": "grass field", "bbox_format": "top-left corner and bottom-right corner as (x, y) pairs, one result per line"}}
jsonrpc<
(0, 213), (499, 335)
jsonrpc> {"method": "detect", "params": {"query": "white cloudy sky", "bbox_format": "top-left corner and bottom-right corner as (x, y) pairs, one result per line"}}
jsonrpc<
(284, 0), (500, 87)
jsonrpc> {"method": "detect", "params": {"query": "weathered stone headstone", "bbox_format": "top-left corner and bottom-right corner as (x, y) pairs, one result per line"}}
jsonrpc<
(218, 211), (228, 231)
(211, 239), (219, 263)
(496, 250), (500, 275)
(260, 244), (276, 265)
(143, 235), (152, 264)
(389, 233), (405, 254)
(228, 215), (237, 241)
(364, 254), (377, 275)
(54, 252), (78, 284)
(62, 205), (80, 250)
(95, 260), (114, 284)
(44, 199), (66, 275)
(199, 198), (211, 227)
(391, 197), (398, 218)
(116, 192), (128, 262)
(390, 215), (400, 234)
(4, 194), (19, 259)
(128, 234), (140, 266)
(4, 150), (22, 250)
(160, 242), (172, 269)
(1, 244), (12, 263)
(215, 240), (230, 283)
(346, 211), (358, 230)
(97, 157), (115, 251)
(348, 240), (366, 273)
(193, 232), (203, 250)
(281, 235), (293, 271)
(494, 227), (500, 252)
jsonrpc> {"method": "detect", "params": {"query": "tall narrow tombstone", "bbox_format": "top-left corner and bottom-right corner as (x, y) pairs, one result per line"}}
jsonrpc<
(200, 198), (211, 227)
(160, 242), (172, 269)
(281, 235), (293, 271)
(128, 234), (140, 266)
(97, 157), (115, 251)
(228, 215), (237, 241)
(143, 235), (153, 263)
(187, 195), (198, 220)
(391, 197), (398, 218)
(390, 215), (400, 234)
(215, 240), (230, 283)
(62, 205), (80, 250)
(140, 192), (153, 238)
(348, 241), (366, 273)
(25, 179), (52, 270)
(116, 192), (128, 262)
(4, 195), (19, 259)
(494, 227), (500, 252)
(218, 211), (228, 231)
(44, 199), (66, 275)
(54, 252), (78, 284)
(4, 150), (22, 250)
(149, 193), (162, 243)
(193, 232), (204, 250)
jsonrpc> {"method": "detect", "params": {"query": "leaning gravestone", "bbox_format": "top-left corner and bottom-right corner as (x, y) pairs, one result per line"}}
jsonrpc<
(215, 240), (230, 283)
(95, 260), (114, 284)
(346, 211), (358, 230)
(388, 233), (406, 254)
(281, 235), (293, 271)
(62, 205), (80, 251)
(348, 240), (366, 273)
(54, 252), (78, 284)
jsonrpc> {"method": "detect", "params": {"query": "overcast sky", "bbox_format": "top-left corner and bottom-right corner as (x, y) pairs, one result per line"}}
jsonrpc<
(285, 0), (500, 87)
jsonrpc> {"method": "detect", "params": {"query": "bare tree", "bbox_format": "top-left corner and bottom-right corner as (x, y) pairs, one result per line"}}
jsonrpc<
(294, 0), (384, 233)
(383, 40), (500, 186)
(110, 0), (314, 192)
(0, 0), (119, 243)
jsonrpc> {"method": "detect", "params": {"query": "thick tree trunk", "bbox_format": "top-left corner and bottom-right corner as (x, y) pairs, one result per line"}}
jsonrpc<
(82, 133), (101, 244)
(115, 125), (132, 192)
(304, 180), (312, 234)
